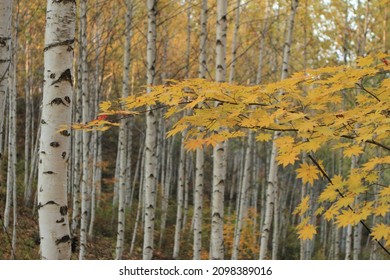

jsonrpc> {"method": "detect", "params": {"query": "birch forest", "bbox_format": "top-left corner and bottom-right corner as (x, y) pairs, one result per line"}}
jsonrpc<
(0, 0), (389, 260)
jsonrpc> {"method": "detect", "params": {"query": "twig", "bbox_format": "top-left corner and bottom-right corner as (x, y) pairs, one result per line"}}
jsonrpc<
(308, 154), (390, 257)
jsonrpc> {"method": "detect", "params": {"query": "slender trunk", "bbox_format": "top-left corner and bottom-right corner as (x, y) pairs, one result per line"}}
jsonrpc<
(259, 0), (298, 260)
(193, 0), (207, 260)
(24, 40), (33, 205)
(143, 0), (158, 260)
(79, 0), (90, 260)
(0, 0), (12, 192)
(173, 136), (186, 259)
(232, 132), (253, 259)
(38, 0), (76, 259)
(228, 0), (241, 84)
(114, 0), (133, 260)
(210, 0), (227, 260)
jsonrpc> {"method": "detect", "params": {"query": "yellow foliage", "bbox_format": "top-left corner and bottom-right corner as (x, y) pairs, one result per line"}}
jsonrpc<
(297, 224), (317, 240)
(90, 52), (390, 235)
(293, 196), (310, 215)
(296, 163), (320, 185)
(371, 223), (390, 246)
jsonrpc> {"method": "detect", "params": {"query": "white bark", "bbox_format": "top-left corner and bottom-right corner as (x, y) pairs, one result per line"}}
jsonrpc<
(232, 132), (253, 259)
(256, 0), (269, 85)
(143, 0), (158, 260)
(173, 136), (186, 259)
(228, 0), (241, 84)
(193, 0), (207, 260)
(38, 0), (76, 260)
(210, 0), (227, 260)
(24, 40), (33, 205)
(259, 0), (298, 260)
(79, 0), (90, 260)
(198, 0), (208, 79)
(115, 0), (133, 259)
(0, 0), (12, 191)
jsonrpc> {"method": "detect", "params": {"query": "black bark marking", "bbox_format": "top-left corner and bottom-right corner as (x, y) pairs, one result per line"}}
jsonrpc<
(60, 130), (70, 136)
(37, 200), (59, 209)
(44, 39), (75, 52)
(213, 212), (222, 219)
(43, 171), (56, 175)
(60, 206), (68, 215)
(50, 73), (56, 79)
(55, 235), (70, 245)
(0, 37), (10, 47)
(50, 142), (60, 148)
(61, 152), (66, 159)
(50, 97), (68, 106)
(50, 69), (73, 87)
(56, 217), (65, 223)
(64, 96), (71, 104)
(41, 119), (47, 124)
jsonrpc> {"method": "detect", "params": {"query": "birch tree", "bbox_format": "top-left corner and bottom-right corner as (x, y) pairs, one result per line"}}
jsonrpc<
(210, 0), (227, 260)
(0, 0), (13, 188)
(37, 0), (76, 260)
(193, 0), (207, 260)
(143, 0), (158, 260)
(115, 0), (133, 260)
(259, 0), (299, 260)
(79, 0), (90, 260)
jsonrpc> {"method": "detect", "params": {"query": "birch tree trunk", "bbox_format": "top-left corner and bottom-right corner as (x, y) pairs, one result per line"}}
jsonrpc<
(173, 136), (186, 259)
(232, 132), (253, 259)
(193, 0), (207, 260)
(0, 0), (12, 189)
(38, 0), (76, 260)
(143, 0), (158, 260)
(210, 0), (227, 260)
(79, 0), (90, 260)
(115, 0), (133, 259)
(260, 0), (298, 260)
(228, 0), (241, 84)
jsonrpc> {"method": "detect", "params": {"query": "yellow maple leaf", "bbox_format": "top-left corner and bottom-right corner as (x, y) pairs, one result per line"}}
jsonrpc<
(324, 204), (339, 221)
(379, 186), (390, 197)
(297, 224), (317, 240)
(314, 206), (324, 216)
(343, 145), (364, 157)
(318, 186), (338, 202)
(256, 133), (272, 142)
(335, 195), (355, 209)
(276, 151), (299, 167)
(99, 101), (112, 112)
(184, 138), (205, 151)
(371, 223), (390, 242)
(356, 55), (374, 67)
(335, 209), (360, 227)
(296, 163), (320, 185)
(293, 196), (310, 215)
(373, 204), (390, 217)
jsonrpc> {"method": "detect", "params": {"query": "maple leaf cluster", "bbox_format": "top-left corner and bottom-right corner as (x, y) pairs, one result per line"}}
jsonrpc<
(80, 52), (389, 245)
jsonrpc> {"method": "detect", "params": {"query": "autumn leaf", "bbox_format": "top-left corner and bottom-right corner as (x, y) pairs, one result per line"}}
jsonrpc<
(373, 204), (390, 217)
(276, 151), (299, 167)
(324, 205), (339, 221)
(343, 145), (364, 157)
(371, 223), (390, 243)
(297, 224), (317, 240)
(256, 133), (272, 142)
(296, 163), (320, 185)
(293, 196), (310, 215)
(335, 209), (360, 227)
